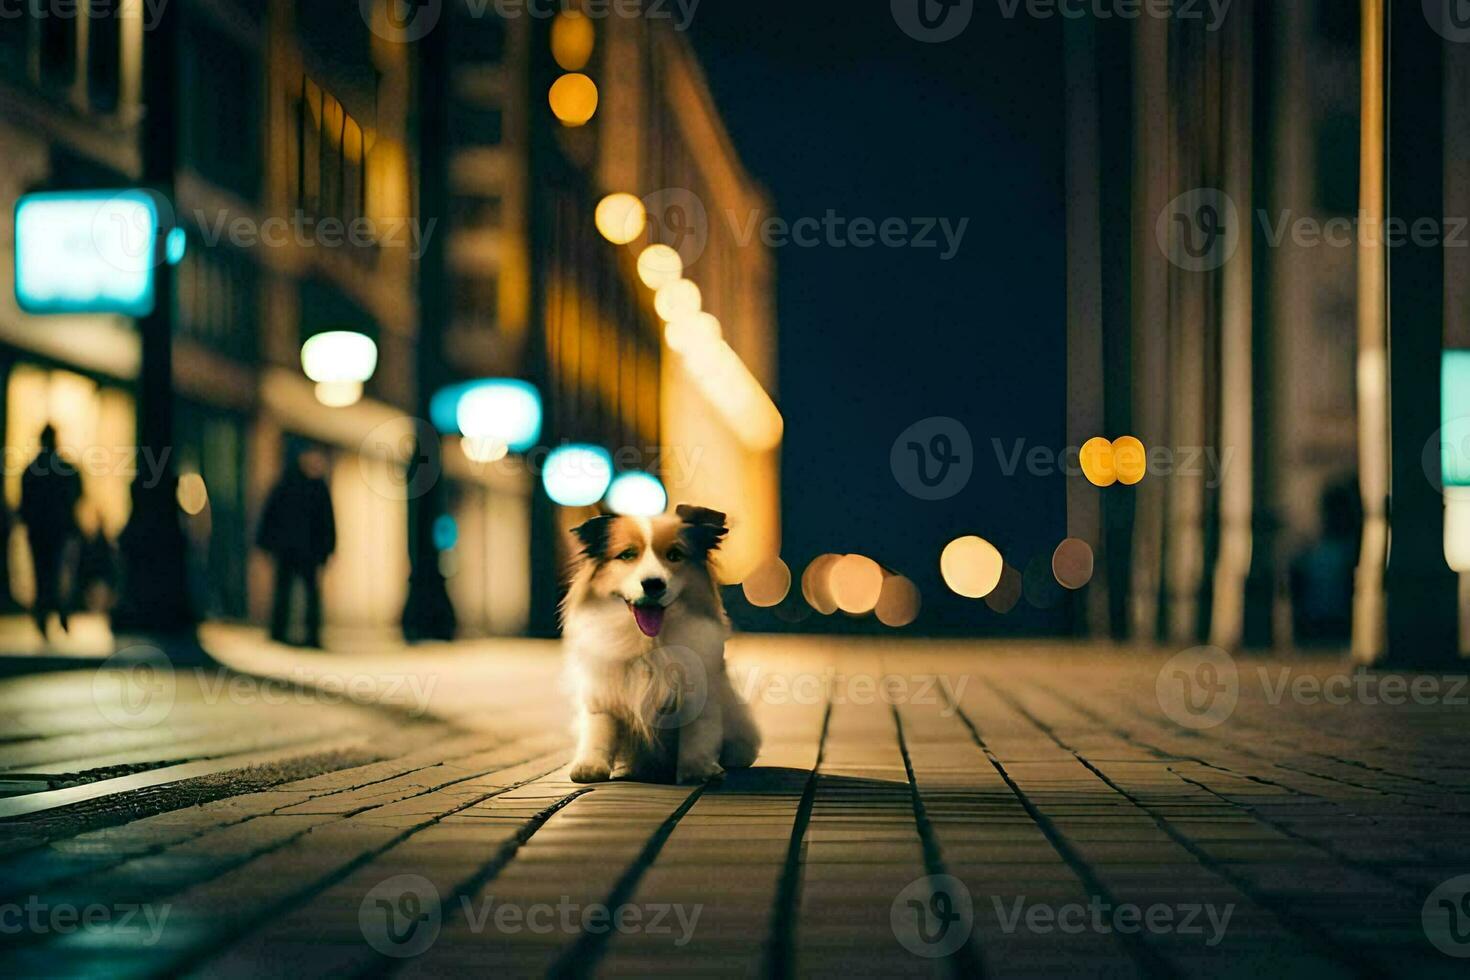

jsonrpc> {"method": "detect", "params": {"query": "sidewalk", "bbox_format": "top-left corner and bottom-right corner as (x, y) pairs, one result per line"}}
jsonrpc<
(0, 639), (1468, 977)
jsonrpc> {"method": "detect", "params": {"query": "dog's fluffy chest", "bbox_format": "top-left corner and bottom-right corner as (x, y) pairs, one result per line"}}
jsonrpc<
(562, 602), (726, 721)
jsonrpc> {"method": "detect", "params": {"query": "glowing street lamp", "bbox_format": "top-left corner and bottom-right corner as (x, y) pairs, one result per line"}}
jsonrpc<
(551, 10), (595, 71)
(595, 193), (647, 245)
(301, 330), (378, 408)
(637, 244), (683, 290)
(654, 278), (702, 322)
(549, 73), (599, 127)
(605, 471), (668, 517)
(543, 444), (613, 507)
(451, 379), (543, 451)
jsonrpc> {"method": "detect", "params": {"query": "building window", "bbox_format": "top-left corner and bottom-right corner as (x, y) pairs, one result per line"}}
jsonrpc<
(177, 238), (259, 363)
(453, 193), (504, 232)
(86, 5), (121, 113)
(37, 12), (75, 94)
(0, 4), (127, 115)
(294, 75), (378, 262)
(183, 16), (262, 200)
(450, 13), (506, 63)
(452, 104), (504, 147)
(453, 275), (500, 334)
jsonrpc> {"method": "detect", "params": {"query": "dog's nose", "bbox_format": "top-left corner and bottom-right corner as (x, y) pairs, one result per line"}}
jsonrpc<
(641, 578), (667, 597)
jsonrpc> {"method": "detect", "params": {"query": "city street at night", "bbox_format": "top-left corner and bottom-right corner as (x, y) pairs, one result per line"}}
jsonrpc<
(4, 0), (1470, 976)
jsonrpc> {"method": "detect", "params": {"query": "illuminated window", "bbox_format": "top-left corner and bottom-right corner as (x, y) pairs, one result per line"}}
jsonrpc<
(294, 75), (376, 261)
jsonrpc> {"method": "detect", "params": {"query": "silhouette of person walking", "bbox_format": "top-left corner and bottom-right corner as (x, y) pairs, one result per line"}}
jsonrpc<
(20, 425), (82, 638)
(258, 448), (335, 648)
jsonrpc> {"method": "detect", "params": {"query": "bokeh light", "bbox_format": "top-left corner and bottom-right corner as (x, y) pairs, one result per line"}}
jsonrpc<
(433, 514), (459, 551)
(1080, 436), (1117, 487)
(654, 278), (702, 322)
(875, 575), (921, 627)
(1113, 436), (1147, 485)
(665, 311), (722, 353)
(462, 436), (509, 464)
(595, 193), (646, 245)
(177, 472), (208, 516)
(940, 536), (1003, 599)
(314, 381), (363, 408)
(551, 10), (595, 71)
(301, 330), (377, 384)
(984, 565), (1023, 614)
(830, 554), (884, 614)
(1446, 488), (1470, 571)
(637, 244), (683, 289)
(549, 73), (599, 127)
(1052, 538), (1095, 590)
(604, 471), (667, 517)
(542, 444), (612, 507)
(742, 557), (792, 608)
(454, 379), (543, 451)
(801, 554), (843, 615)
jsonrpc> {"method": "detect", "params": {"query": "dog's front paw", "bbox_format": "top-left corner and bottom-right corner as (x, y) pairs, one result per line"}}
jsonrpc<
(676, 759), (725, 784)
(569, 758), (612, 783)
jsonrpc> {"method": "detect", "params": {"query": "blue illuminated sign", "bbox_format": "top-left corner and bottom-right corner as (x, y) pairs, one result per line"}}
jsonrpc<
(14, 190), (162, 317)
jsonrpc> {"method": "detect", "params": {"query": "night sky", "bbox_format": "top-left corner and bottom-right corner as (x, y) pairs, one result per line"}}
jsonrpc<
(688, 4), (1071, 634)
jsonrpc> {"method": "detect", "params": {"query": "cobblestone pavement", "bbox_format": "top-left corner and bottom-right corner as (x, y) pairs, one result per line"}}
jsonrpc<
(2, 636), (1469, 978)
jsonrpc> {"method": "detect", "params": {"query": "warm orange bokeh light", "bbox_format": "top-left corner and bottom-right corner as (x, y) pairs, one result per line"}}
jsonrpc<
(595, 193), (646, 245)
(940, 536), (1003, 599)
(1112, 436), (1147, 485)
(801, 554), (842, 615)
(1080, 436), (1117, 487)
(549, 73), (599, 127)
(830, 554), (884, 614)
(665, 311), (722, 354)
(875, 574), (921, 627)
(742, 557), (791, 608)
(654, 279), (702, 322)
(551, 10), (595, 71)
(637, 244), (683, 289)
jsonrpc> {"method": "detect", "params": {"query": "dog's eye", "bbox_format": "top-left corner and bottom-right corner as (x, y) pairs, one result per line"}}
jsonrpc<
(666, 548), (685, 563)
(617, 549), (638, 562)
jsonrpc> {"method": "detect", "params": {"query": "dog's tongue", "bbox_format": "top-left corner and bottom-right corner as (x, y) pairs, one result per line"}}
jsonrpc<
(631, 604), (665, 638)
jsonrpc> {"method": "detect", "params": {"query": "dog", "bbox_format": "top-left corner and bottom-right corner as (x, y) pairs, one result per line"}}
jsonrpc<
(561, 504), (761, 784)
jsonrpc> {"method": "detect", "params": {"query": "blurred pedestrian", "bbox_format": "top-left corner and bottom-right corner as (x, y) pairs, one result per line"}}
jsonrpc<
(257, 448), (335, 648)
(19, 425), (82, 638)
(74, 503), (117, 613)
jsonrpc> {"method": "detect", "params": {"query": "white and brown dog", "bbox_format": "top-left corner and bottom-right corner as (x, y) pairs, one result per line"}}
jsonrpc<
(561, 505), (760, 784)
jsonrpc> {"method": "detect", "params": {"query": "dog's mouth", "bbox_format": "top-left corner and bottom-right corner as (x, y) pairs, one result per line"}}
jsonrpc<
(628, 601), (666, 638)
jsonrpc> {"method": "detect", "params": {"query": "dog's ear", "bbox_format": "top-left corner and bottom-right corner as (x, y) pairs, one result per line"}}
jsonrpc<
(676, 504), (728, 556)
(571, 515), (616, 559)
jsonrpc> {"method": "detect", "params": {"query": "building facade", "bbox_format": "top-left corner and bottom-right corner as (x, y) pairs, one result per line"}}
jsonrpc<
(0, 0), (779, 639)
